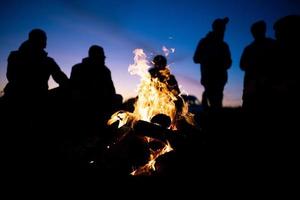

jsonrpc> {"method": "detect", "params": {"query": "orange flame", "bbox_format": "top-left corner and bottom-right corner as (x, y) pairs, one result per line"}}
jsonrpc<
(108, 48), (194, 175)
(131, 139), (173, 176)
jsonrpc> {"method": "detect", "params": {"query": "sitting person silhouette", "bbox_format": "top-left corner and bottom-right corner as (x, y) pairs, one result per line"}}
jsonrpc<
(149, 55), (181, 96)
(3, 29), (69, 101)
(148, 55), (183, 115)
(70, 45), (120, 118)
(2, 29), (69, 168)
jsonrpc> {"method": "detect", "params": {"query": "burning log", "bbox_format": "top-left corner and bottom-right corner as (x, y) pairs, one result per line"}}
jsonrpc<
(150, 113), (171, 128)
(98, 126), (151, 175)
(133, 120), (174, 141)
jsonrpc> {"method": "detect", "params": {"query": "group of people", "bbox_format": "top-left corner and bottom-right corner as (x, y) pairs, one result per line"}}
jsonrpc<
(0, 27), (184, 167)
(194, 15), (299, 113)
(192, 15), (299, 172)
(0, 29), (123, 167)
(2, 15), (299, 116)
(3, 29), (120, 116)
(0, 15), (299, 168)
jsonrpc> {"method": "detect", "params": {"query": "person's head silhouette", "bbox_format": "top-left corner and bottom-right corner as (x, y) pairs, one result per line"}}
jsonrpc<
(152, 55), (167, 70)
(89, 45), (105, 59)
(273, 15), (300, 45)
(251, 20), (266, 41)
(211, 17), (229, 40)
(212, 17), (229, 33)
(28, 29), (47, 50)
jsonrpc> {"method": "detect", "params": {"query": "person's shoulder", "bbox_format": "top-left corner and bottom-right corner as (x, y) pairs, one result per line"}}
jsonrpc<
(9, 50), (18, 56)
(222, 41), (230, 46)
(102, 65), (111, 73)
(265, 37), (276, 44)
(266, 37), (275, 41)
(72, 62), (83, 72)
(7, 50), (20, 61)
(45, 56), (57, 64)
(221, 42), (231, 52)
(169, 74), (178, 81)
(244, 42), (256, 50)
(149, 67), (158, 75)
(72, 58), (89, 71)
(198, 35), (209, 45)
(149, 67), (155, 73)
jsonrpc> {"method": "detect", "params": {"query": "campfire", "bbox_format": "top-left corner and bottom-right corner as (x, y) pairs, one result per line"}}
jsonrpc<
(107, 48), (195, 175)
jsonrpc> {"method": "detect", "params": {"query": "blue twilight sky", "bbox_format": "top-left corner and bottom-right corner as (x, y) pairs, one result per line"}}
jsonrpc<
(0, 0), (299, 106)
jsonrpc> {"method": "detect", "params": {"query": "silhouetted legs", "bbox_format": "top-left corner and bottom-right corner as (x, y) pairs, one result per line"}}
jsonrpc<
(203, 84), (224, 109)
(201, 90), (208, 109)
(242, 95), (258, 112)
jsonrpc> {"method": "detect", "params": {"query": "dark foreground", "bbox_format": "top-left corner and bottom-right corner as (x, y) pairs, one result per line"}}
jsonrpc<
(0, 95), (298, 178)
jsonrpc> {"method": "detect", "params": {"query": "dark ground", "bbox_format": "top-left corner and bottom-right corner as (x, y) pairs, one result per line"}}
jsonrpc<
(0, 95), (298, 179)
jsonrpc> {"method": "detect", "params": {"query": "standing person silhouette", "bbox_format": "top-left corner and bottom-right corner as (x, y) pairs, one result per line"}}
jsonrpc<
(193, 17), (232, 110)
(272, 15), (300, 111)
(240, 20), (276, 111)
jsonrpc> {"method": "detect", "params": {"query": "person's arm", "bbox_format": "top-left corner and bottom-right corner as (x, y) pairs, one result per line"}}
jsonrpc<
(224, 43), (232, 70)
(49, 58), (69, 87)
(193, 39), (205, 64)
(107, 70), (116, 95)
(6, 52), (19, 82)
(70, 65), (81, 88)
(169, 75), (181, 96)
(240, 47), (250, 71)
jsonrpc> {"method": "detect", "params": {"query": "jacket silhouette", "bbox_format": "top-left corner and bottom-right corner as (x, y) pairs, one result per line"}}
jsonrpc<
(240, 20), (276, 111)
(3, 29), (68, 100)
(272, 15), (300, 109)
(193, 17), (232, 109)
(70, 45), (117, 115)
(1, 29), (69, 168)
(149, 55), (183, 116)
(149, 55), (180, 96)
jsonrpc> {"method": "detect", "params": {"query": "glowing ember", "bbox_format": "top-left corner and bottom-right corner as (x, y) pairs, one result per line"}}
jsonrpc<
(108, 48), (194, 175)
(131, 139), (173, 176)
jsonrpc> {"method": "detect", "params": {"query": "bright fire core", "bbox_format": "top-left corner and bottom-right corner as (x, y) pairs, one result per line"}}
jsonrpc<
(108, 48), (194, 175)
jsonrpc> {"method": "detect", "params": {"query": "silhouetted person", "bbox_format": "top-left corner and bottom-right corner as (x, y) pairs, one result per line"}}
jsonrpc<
(193, 17), (232, 109)
(149, 55), (181, 96)
(252, 15), (300, 172)
(70, 45), (119, 117)
(149, 55), (183, 116)
(69, 45), (121, 166)
(240, 20), (276, 111)
(2, 29), (69, 168)
(272, 15), (300, 110)
(274, 15), (300, 170)
(3, 29), (68, 101)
